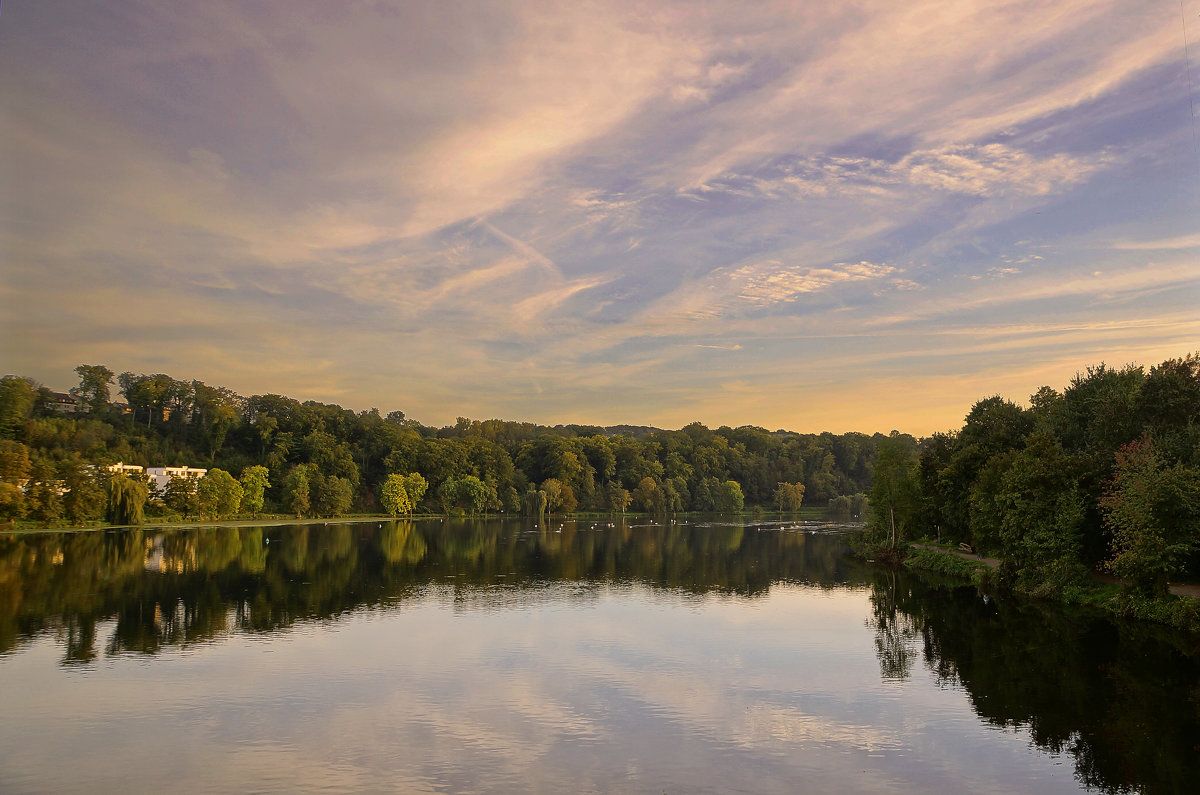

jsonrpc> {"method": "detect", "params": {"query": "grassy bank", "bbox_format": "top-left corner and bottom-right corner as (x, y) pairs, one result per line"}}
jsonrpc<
(898, 541), (1200, 633)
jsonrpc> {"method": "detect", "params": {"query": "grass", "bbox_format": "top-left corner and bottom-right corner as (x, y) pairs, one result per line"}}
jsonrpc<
(903, 546), (994, 588)
(897, 541), (1200, 633)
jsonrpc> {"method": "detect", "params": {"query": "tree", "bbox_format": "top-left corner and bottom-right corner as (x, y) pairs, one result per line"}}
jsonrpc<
(282, 465), (311, 518)
(868, 436), (918, 550)
(27, 460), (64, 526)
(193, 381), (240, 459)
(559, 483), (578, 514)
(380, 473), (411, 517)
(239, 465), (270, 515)
(72, 364), (114, 414)
(312, 474), (353, 517)
(402, 473), (427, 515)
(0, 481), (23, 521)
(631, 477), (663, 513)
(541, 478), (565, 513)
(719, 480), (745, 513)
(523, 487), (548, 517)
(107, 473), (148, 525)
(0, 376), (36, 438)
(164, 475), (200, 519)
(456, 475), (488, 516)
(438, 477), (458, 515)
(774, 481), (805, 513)
(1101, 438), (1200, 597)
(197, 469), (243, 519)
(62, 457), (106, 524)
(0, 440), (32, 484)
(605, 483), (630, 515)
(994, 432), (1087, 594)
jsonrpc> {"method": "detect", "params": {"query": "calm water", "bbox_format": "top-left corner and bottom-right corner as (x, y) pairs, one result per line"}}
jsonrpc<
(1, 518), (1197, 794)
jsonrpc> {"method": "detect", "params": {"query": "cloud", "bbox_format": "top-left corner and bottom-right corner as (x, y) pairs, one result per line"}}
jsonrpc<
(2, 0), (1194, 432)
(1110, 234), (1200, 250)
(737, 261), (898, 304)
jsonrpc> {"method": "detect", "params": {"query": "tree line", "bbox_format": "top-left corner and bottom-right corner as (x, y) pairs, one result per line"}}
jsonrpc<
(0, 364), (899, 525)
(865, 354), (1200, 597)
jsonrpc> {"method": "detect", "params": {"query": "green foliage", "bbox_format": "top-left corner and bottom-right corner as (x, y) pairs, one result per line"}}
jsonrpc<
(828, 492), (867, 520)
(164, 475), (200, 519)
(631, 477), (664, 513)
(868, 436), (919, 549)
(438, 477), (459, 515)
(72, 364), (114, 414)
(379, 473), (411, 517)
(197, 469), (243, 519)
(720, 480), (745, 513)
(455, 475), (488, 516)
(26, 461), (64, 526)
(0, 481), (24, 521)
(903, 547), (993, 587)
(282, 466), (310, 517)
(238, 465), (269, 515)
(402, 472), (428, 512)
(902, 351), (1200, 602)
(311, 473), (353, 518)
(522, 487), (548, 517)
(106, 473), (148, 525)
(773, 481), (805, 512)
(606, 483), (630, 515)
(1101, 438), (1200, 597)
(0, 376), (36, 439)
(62, 459), (106, 524)
(0, 440), (32, 483)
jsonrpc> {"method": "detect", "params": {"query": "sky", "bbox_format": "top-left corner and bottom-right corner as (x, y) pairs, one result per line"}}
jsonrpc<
(2, 1), (1199, 435)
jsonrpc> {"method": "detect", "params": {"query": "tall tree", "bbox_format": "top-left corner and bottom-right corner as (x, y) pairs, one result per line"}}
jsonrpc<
(868, 436), (918, 550)
(106, 473), (148, 525)
(239, 466), (270, 515)
(197, 469), (243, 519)
(0, 376), (36, 438)
(72, 365), (114, 414)
(380, 473), (411, 517)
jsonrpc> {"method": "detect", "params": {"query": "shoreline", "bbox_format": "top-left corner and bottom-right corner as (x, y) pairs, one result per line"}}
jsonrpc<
(3, 508), (835, 536)
(899, 541), (1200, 633)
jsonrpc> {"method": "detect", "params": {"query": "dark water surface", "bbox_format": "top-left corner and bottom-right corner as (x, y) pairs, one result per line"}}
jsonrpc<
(1, 518), (1197, 793)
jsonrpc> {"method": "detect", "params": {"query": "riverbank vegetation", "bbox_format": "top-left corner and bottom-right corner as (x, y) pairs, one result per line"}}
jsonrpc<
(1, 365), (888, 528)
(862, 353), (1200, 626)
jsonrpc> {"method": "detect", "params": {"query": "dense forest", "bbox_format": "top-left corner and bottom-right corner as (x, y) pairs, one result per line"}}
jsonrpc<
(0, 365), (897, 524)
(866, 354), (1200, 597)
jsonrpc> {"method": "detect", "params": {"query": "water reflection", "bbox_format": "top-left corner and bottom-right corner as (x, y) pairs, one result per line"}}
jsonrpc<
(1, 520), (1197, 794)
(0, 518), (863, 660)
(866, 570), (1200, 795)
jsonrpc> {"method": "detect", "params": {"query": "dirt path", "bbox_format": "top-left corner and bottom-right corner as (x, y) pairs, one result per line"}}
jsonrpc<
(910, 543), (1200, 599)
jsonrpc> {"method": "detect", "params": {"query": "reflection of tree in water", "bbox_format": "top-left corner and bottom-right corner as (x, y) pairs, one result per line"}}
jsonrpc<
(867, 569), (920, 681)
(0, 520), (864, 662)
(867, 571), (1200, 795)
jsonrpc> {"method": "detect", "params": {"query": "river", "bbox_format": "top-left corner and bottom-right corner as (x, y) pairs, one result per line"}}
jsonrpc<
(1, 518), (1195, 793)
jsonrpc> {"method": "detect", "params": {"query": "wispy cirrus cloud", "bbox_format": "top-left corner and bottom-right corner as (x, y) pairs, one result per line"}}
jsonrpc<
(2, 0), (1196, 433)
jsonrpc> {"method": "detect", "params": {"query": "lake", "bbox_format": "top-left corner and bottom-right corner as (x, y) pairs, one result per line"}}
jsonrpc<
(1, 518), (1196, 794)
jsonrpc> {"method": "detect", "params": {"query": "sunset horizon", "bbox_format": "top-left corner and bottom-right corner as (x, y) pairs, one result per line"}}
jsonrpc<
(4, 1), (1198, 437)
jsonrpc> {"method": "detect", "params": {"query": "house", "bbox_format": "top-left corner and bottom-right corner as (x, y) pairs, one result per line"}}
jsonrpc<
(106, 462), (144, 476)
(48, 392), (82, 413)
(145, 465), (207, 491)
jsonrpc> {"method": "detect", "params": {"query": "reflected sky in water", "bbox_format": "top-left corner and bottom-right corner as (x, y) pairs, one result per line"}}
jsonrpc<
(0, 520), (1183, 793)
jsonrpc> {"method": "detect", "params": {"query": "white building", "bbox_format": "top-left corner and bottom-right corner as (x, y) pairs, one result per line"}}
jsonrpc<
(106, 462), (144, 476)
(146, 466), (207, 491)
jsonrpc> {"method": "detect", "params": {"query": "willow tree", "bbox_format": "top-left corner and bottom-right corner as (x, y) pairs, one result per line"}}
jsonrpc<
(107, 473), (148, 526)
